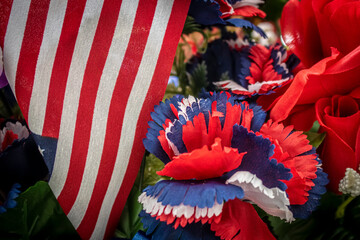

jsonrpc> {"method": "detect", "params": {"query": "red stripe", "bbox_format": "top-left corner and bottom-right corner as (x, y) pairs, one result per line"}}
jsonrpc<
(14, 0), (50, 121)
(76, 0), (158, 238)
(0, 0), (13, 48)
(42, 0), (87, 138)
(56, 0), (122, 215)
(104, 0), (191, 238)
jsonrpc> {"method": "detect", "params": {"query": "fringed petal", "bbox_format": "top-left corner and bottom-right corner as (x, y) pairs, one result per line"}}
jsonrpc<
(233, 5), (266, 18)
(140, 211), (221, 240)
(259, 120), (323, 205)
(230, 124), (292, 190)
(141, 179), (244, 209)
(158, 138), (245, 180)
(226, 171), (294, 221)
(226, 18), (267, 38)
(289, 165), (329, 218)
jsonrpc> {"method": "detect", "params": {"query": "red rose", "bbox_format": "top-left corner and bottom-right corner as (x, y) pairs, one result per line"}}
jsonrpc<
(259, 0), (360, 131)
(316, 87), (360, 193)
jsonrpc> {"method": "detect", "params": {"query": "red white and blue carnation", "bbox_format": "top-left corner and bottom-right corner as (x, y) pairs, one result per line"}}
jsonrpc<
(139, 92), (328, 240)
(188, 36), (300, 99)
(188, 0), (267, 38)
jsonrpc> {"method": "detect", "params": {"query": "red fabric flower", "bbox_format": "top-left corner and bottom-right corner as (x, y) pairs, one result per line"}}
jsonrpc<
(258, 0), (360, 131)
(315, 88), (360, 193)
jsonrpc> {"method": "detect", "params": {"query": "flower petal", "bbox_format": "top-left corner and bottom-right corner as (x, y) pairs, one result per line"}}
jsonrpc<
(210, 199), (276, 240)
(226, 171), (294, 221)
(158, 138), (246, 180)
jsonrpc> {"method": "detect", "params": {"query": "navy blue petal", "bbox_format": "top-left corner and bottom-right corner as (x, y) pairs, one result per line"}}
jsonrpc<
(167, 120), (187, 154)
(289, 156), (329, 218)
(203, 39), (234, 91)
(184, 98), (212, 124)
(226, 18), (267, 38)
(150, 96), (183, 128)
(143, 96), (185, 164)
(188, 0), (225, 26)
(233, 47), (251, 89)
(143, 132), (170, 164)
(143, 179), (244, 208)
(248, 102), (266, 132)
(140, 211), (221, 240)
(229, 125), (292, 190)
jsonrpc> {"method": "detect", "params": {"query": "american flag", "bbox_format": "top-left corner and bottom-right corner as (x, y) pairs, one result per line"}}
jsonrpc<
(0, 0), (190, 239)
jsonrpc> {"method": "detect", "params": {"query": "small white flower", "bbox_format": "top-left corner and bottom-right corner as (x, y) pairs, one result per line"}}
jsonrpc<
(339, 168), (360, 197)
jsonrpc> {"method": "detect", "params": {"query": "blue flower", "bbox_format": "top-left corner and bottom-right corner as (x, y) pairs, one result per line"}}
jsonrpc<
(0, 183), (21, 213)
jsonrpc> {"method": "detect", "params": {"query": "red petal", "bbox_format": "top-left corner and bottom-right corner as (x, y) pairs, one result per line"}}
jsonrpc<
(312, 0), (360, 57)
(211, 199), (275, 240)
(269, 49), (340, 124)
(316, 96), (360, 192)
(280, 0), (323, 67)
(260, 120), (318, 204)
(157, 138), (246, 180)
(2, 130), (19, 150)
(233, 6), (266, 18)
(158, 130), (175, 160)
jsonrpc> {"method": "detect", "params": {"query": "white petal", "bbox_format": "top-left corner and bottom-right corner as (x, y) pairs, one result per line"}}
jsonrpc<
(227, 171), (294, 222)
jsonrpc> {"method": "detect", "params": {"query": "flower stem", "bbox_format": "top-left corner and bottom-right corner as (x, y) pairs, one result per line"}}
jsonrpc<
(335, 196), (355, 219)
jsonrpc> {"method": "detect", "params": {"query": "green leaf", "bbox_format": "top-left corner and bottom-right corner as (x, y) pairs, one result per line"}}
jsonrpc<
(303, 121), (326, 149)
(182, 16), (202, 35)
(269, 193), (360, 240)
(188, 61), (208, 97)
(0, 181), (80, 240)
(115, 184), (144, 239)
(304, 131), (326, 149)
(269, 216), (316, 240)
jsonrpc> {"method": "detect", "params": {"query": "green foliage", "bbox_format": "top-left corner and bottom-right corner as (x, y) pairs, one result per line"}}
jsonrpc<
(269, 193), (360, 240)
(182, 16), (202, 36)
(115, 182), (144, 239)
(173, 45), (189, 96)
(116, 153), (168, 239)
(0, 87), (23, 119)
(188, 61), (208, 97)
(304, 121), (326, 149)
(260, 0), (289, 22)
(0, 181), (80, 240)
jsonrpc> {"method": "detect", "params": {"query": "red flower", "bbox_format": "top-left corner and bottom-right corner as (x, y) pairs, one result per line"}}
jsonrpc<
(315, 88), (360, 193)
(259, 0), (360, 131)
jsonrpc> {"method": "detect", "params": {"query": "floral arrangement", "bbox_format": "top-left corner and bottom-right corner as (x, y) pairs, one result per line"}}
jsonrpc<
(123, 0), (360, 239)
(1, 0), (360, 239)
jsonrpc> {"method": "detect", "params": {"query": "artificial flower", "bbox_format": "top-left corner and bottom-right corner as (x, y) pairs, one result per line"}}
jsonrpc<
(315, 88), (360, 193)
(265, 0), (360, 131)
(139, 92), (327, 239)
(0, 183), (21, 213)
(190, 37), (299, 97)
(0, 121), (48, 194)
(188, 0), (267, 37)
(338, 168), (360, 197)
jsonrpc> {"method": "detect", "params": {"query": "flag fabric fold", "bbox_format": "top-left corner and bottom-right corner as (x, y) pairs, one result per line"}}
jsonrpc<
(0, 0), (190, 238)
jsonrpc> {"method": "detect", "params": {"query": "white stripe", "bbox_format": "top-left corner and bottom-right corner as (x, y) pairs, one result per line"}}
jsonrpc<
(90, 0), (175, 238)
(28, 0), (67, 135)
(3, 0), (31, 94)
(67, 0), (140, 228)
(49, 0), (104, 197)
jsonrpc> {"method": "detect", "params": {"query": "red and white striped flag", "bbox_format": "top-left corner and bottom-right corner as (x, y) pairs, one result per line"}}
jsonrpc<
(0, 0), (190, 238)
